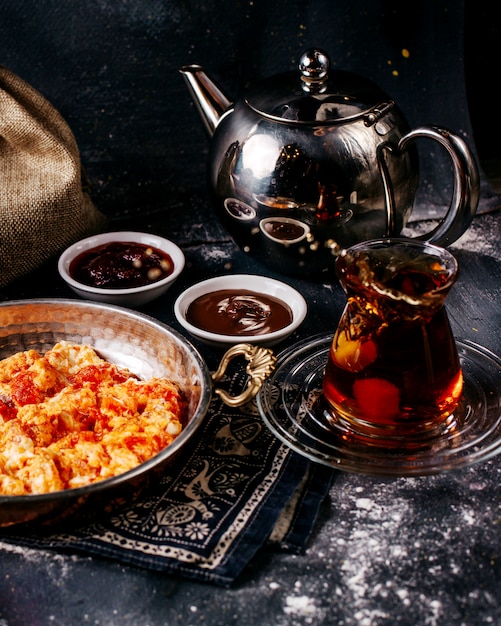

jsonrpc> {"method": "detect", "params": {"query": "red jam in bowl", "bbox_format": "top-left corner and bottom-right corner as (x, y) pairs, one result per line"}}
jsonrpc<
(69, 241), (175, 289)
(185, 289), (293, 336)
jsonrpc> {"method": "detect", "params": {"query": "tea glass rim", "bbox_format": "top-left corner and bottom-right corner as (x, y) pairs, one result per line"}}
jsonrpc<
(337, 236), (459, 294)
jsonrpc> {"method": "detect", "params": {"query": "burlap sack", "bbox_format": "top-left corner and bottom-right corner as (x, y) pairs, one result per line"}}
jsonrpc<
(0, 66), (107, 287)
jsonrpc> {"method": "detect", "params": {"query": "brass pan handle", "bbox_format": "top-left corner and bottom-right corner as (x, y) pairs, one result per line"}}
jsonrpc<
(212, 343), (277, 407)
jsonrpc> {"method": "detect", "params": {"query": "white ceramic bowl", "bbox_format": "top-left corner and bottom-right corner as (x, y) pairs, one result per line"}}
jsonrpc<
(58, 231), (185, 307)
(174, 274), (307, 348)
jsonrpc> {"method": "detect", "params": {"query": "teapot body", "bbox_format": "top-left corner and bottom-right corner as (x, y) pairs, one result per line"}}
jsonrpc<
(208, 100), (419, 278)
(181, 48), (479, 279)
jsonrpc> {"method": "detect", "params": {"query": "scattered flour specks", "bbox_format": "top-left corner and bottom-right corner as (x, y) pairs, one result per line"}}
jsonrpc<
(284, 595), (316, 615)
(200, 245), (232, 262)
(317, 478), (451, 625)
(0, 540), (83, 585)
(283, 594), (325, 623)
(404, 212), (501, 260)
(451, 220), (501, 260)
(461, 507), (475, 525)
(355, 497), (373, 510)
(296, 465), (501, 625)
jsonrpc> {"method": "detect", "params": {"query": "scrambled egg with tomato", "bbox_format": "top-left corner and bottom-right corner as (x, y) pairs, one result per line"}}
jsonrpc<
(0, 341), (185, 495)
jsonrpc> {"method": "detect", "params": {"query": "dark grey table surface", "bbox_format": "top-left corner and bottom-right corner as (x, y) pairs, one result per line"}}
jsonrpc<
(0, 199), (500, 626)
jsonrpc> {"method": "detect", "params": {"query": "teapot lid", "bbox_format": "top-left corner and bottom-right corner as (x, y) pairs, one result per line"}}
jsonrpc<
(245, 48), (393, 125)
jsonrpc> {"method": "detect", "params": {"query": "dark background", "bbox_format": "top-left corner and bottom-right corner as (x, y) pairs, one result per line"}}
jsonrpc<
(0, 0), (499, 222)
(1, 5), (501, 624)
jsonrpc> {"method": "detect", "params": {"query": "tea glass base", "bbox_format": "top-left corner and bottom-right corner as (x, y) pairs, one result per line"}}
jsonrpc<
(311, 395), (459, 450)
(256, 333), (501, 476)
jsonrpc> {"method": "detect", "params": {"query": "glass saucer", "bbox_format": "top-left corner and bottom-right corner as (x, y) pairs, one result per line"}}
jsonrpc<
(256, 333), (501, 476)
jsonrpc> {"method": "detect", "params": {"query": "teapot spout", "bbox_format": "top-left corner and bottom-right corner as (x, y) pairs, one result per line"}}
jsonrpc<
(180, 65), (232, 137)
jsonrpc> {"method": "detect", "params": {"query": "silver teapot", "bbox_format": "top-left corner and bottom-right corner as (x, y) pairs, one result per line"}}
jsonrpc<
(181, 48), (479, 278)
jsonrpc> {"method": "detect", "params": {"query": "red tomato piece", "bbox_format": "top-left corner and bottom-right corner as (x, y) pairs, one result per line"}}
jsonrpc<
(11, 372), (43, 406)
(0, 397), (17, 420)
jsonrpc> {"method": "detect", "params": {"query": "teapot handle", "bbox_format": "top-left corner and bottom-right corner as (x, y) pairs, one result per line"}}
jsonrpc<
(380, 126), (480, 246)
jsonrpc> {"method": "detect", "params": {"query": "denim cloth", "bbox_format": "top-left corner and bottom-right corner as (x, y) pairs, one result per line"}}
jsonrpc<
(0, 369), (334, 586)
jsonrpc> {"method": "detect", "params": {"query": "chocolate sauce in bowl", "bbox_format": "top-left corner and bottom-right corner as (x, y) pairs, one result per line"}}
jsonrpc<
(186, 289), (293, 336)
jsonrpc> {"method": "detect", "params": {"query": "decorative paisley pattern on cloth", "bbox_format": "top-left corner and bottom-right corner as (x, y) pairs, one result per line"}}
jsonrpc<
(0, 370), (334, 586)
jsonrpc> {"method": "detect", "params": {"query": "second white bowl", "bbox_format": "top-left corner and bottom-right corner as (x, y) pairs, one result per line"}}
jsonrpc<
(174, 274), (307, 348)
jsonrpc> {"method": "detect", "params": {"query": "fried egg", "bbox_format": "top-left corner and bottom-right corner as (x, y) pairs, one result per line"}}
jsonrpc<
(0, 341), (185, 494)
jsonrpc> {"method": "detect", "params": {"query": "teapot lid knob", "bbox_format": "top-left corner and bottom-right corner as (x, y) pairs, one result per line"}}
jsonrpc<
(245, 47), (390, 123)
(298, 48), (330, 91)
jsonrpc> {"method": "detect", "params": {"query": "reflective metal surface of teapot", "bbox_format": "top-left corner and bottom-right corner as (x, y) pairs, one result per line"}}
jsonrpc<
(181, 48), (479, 278)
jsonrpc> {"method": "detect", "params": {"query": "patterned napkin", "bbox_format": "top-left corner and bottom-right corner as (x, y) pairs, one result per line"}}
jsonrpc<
(0, 368), (334, 586)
